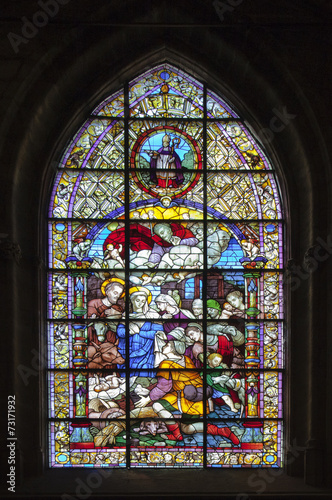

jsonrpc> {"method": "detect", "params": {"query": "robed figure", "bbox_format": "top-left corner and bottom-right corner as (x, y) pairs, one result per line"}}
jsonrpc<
(148, 133), (184, 188)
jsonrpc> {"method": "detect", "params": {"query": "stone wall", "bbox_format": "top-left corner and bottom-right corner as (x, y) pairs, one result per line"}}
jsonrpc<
(0, 1), (331, 498)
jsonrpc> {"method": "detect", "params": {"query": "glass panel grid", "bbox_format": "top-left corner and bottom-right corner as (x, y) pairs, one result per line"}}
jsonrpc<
(47, 65), (285, 469)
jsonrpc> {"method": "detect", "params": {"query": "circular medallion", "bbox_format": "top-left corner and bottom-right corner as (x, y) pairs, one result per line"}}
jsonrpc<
(131, 126), (202, 199)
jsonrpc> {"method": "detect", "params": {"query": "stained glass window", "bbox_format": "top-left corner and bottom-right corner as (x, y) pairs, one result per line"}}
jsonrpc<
(48, 64), (284, 468)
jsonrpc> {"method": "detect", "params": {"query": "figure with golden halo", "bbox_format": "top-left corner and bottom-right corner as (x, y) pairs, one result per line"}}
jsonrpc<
(87, 277), (125, 319)
(87, 277), (126, 370)
(116, 286), (163, 376)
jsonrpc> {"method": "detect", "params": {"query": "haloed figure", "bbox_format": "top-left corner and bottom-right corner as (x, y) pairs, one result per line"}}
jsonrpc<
(116, 287), (161, 376)
(88, 278), (125, 319)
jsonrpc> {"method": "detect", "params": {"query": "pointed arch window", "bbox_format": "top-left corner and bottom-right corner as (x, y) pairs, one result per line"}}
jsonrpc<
(48, 64), (284, 469)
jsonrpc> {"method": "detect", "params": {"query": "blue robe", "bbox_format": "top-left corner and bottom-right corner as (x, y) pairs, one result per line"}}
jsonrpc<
(117, 320), (162, 377)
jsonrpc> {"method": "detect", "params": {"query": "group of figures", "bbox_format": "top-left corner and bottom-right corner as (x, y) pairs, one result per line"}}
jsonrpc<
(51, 166), (280, 457)
(60, 199), (270, 451)
(70, 218), (248, 271)
(85, 274), (248, 448)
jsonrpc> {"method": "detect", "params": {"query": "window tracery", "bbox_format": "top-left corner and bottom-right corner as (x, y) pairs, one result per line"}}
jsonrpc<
(48, 64), (284, 468)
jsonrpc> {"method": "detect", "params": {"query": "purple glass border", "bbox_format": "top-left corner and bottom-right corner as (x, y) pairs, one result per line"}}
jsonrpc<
(217, 122), (273, 171)
(278, 322), (284, 368)
(92, 89), (124, 116)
